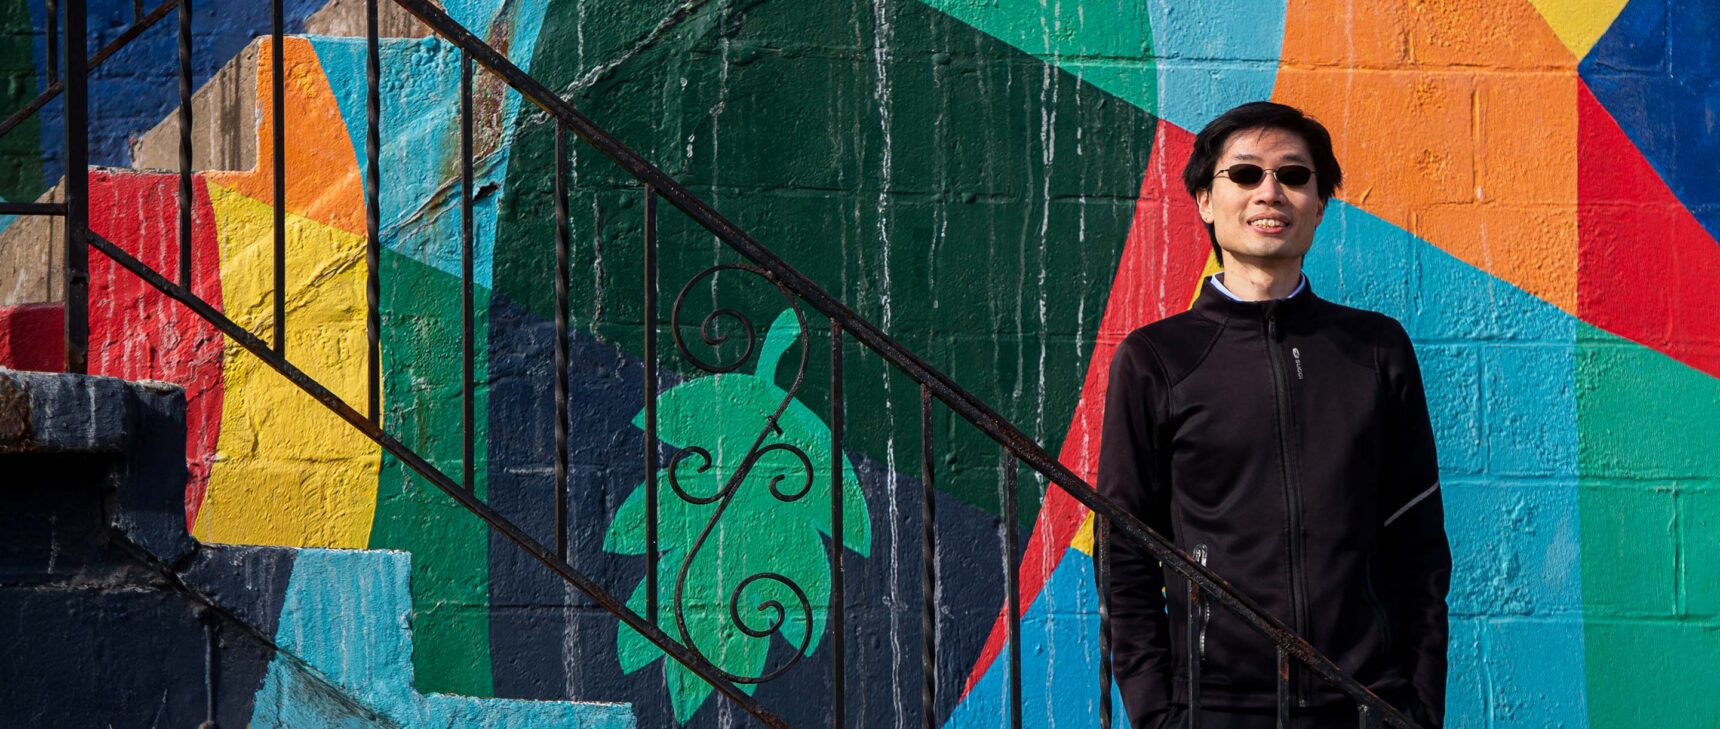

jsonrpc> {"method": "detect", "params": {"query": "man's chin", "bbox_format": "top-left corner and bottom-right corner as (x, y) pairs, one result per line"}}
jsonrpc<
(1220, 242), (1310, 264)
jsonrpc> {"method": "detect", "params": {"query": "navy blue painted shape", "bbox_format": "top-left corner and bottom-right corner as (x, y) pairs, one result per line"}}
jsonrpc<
(181, 546), (299, 650)
(482, 294), (1010, 728)
(485, 293), (663, 702)
(25, 0), (326, 178)
(1581, 0), (1720, 242)
(0, 585), (287, 728)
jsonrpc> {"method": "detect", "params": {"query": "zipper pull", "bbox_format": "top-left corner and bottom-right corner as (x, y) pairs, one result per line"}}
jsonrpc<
(1194, 544), (1210, 659)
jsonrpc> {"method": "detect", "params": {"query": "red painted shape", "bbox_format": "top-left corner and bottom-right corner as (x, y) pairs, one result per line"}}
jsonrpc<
(1578, 83), (1720, 378)
(85, 170), (226, 529)
(0, 302), (66, 372)
(961, 121), (1212, 697)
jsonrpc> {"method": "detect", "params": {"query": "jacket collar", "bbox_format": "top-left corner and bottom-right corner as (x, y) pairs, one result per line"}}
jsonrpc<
(1191, 273), (1322, 323)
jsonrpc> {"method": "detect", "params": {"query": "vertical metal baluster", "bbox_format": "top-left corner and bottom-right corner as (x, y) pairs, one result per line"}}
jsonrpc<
(460, 51), (474, 494)
(830, 320), (846, 729)
(46, 0), (58, 86)
(176, 0), (192, 290)
(1004, 449), (1021, 729)
(61, 0), (87, 374)
(641, 185), (659, 624)
(553, 126), (569, 562)
(1277, 646), (1291, 729)
(1096, 515), (1112, 729)
(364, 0), (381, 423)
(1358, 703), (1374, 729)
(1189, 545), (1207, 728)
(920, 384), (937, 729)
(132, 0), (141, 23)
(200, 608), (219, 729)
(271, 0), (285, 353)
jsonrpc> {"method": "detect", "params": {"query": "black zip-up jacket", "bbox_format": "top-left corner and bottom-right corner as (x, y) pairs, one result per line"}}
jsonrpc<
(1098, 276), (1450, 728)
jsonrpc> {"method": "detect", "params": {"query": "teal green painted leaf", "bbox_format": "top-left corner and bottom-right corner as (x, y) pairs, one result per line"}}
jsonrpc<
(605, 310), (871, 723)
(755, 309), (800, 385)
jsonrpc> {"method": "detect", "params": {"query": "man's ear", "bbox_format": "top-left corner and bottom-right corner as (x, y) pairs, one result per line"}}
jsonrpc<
(1196, 188), (1213, 224)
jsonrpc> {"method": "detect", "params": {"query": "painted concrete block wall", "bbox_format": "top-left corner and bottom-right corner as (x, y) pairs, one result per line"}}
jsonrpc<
(2, 0), (1716, 727)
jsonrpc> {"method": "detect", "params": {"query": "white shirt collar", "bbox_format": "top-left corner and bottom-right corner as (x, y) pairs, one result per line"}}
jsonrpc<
(1211, 272), (1307, 302)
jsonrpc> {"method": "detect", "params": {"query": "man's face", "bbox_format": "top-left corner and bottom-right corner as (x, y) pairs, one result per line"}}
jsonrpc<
(1195, 127), (1324, 264)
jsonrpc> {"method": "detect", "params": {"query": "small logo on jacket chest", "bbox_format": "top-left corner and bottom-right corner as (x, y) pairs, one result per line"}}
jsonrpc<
(1291, 347), (1304, 380)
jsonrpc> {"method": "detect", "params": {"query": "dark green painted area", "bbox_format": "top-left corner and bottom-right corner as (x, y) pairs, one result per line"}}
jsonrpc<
(1575, 323), (1720, 727)
(495, 0), (1157, 521)
(0, 0), (44, 202)
(370, 246), (495, 697)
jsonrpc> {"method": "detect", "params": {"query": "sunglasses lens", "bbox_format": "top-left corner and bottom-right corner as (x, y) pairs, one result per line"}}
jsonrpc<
(1225, 164), (1266, 185)
(1276, 165), (1314, 186)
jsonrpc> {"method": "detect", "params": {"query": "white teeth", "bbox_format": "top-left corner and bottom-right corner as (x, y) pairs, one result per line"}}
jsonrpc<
(1251, 219), (1285, 229)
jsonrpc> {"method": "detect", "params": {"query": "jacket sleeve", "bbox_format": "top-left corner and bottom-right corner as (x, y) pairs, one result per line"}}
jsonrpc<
(1376, 319), (1451, 727)
(1097, 335), (1176, 729)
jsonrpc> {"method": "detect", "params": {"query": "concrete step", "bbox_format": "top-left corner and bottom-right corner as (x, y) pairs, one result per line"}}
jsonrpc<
(252, 547), (637, 728)
(0, 367), (637, 728)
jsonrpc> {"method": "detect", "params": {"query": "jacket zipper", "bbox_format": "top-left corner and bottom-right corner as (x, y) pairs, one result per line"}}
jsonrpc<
(1194, 543), (1210, 662)
(1264, 308), (1311, 706)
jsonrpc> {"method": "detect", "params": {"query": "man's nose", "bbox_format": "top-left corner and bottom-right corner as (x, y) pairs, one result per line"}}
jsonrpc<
(1252, 174), (1287, 204)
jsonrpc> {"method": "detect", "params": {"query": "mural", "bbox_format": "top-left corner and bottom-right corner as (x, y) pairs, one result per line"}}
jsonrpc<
(1, 0), (1716, 727)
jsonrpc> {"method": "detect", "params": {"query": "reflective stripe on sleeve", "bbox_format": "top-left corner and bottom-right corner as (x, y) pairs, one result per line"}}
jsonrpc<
(1382, 481), (1440, 528)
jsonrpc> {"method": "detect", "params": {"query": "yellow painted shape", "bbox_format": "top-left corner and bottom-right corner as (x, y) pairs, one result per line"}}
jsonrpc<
(1071, 510), (1096, 555)
(206, 36), (365, 237)
(1526, 0), (1630, 58)
(1189, 251), (1223, 309)
(1276, 0), (1581, 314)
(193, 181), (380, 548)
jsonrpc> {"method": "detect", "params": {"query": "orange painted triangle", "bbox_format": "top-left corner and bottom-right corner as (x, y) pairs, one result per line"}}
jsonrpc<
(207, 36), (364, 237)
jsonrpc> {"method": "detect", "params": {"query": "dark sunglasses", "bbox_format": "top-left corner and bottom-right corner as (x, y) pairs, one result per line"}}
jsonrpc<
(1214, 163), (1316, 188)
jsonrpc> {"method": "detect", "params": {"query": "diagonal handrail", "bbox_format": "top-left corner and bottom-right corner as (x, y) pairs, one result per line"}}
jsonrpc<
(385, 0), (1422, 726)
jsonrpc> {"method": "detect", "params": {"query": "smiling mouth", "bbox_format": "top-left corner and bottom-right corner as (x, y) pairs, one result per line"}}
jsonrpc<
(1248, 217), (1290, 233)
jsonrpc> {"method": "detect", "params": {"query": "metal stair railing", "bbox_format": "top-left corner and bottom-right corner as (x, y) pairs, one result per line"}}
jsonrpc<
(6, 0), (1425, 726)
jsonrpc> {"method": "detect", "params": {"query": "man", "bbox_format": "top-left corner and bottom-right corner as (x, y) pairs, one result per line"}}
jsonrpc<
(1098, 101), (1450, 729)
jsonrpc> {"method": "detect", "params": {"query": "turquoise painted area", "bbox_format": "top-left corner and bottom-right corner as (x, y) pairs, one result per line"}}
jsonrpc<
(920, 0), (1284, 127)
(310, 0), (550, 290)
(1143, 0), (1284, 129)
(944, 552), (1121, 728)
(442, 0), (508, 37)
(250, 548), (636, 728)
(312, 36), (489, 284)
(1304, 201), (1589, 727)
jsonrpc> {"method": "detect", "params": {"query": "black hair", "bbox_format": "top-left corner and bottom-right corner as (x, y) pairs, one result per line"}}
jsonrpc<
(1181, 101), (1342, 265)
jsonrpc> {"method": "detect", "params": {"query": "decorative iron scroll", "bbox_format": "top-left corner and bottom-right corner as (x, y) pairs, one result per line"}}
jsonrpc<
(665, 262), (815, 684)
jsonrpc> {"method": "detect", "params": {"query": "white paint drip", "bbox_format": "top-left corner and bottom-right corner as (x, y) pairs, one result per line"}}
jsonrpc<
(1036, 2), (1056, 712)
(869, 1), (907, 725)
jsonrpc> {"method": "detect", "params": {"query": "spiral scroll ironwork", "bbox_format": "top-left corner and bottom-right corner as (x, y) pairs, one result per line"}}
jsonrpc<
(664, 263), (817, 685)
